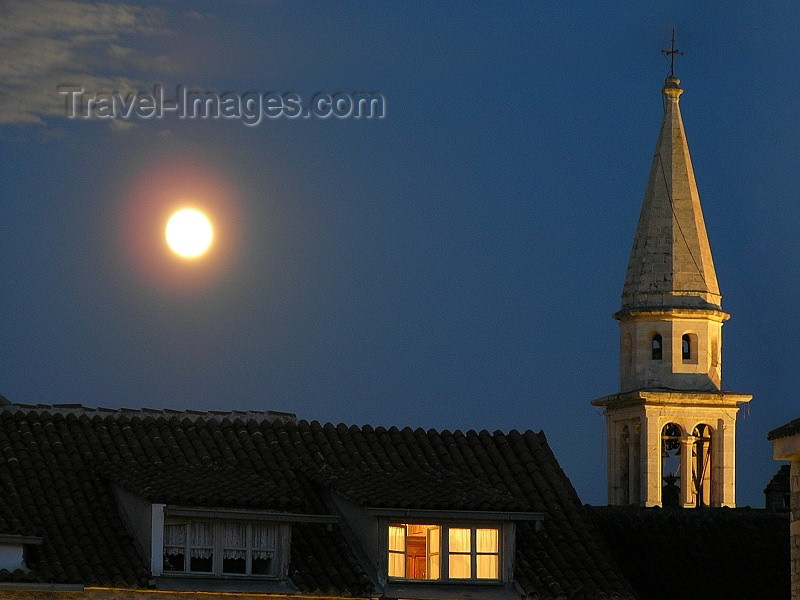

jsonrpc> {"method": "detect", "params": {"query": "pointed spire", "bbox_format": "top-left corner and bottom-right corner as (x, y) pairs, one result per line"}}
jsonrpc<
(619, 76), (722, 314)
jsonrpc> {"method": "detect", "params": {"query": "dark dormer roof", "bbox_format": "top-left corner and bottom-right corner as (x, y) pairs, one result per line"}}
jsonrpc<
(0, 403), (633, 599)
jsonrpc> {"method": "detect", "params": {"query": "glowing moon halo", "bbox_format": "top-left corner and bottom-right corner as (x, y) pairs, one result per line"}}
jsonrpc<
(165, 208), (214, 258)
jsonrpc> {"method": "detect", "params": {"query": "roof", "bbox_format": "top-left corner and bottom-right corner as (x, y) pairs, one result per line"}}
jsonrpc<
(316, 465), (532, 512)
(764, 464), (790, 494)
(768, 417), (800, 440)
(619, 76), (722, 314)
(588, 506), (790, 600)
(0, 403), (634, 599)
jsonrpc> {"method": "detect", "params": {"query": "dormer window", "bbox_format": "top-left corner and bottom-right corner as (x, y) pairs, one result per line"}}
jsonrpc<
(0, 535), (42, 573)
(651, 334), (663, 360)
(388, 524), (500, 581)
(163, 520), (281, 577)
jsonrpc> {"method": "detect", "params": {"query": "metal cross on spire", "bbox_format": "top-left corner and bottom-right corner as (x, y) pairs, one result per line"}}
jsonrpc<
(661, 28), (683, 77)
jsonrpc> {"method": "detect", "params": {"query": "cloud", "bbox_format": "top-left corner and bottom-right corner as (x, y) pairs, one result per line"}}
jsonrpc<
(108, 117), (135, 133)
(0, 0), (176, 125)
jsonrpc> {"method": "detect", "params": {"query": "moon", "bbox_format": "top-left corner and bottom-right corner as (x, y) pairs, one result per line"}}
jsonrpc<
(165, 208), (214, 258)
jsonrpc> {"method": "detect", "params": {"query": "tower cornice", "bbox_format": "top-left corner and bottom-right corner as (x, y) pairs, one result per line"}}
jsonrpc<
(592, 389), (752, 410)
(613, 307), (730, 323)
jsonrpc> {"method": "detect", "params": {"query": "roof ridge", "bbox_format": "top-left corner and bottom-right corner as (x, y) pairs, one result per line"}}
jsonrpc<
(1, 404), (546, 439)
(0, 402), (297, 423)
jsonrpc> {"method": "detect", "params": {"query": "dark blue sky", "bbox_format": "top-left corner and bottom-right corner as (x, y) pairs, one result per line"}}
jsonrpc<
(1, 1), (798, 507)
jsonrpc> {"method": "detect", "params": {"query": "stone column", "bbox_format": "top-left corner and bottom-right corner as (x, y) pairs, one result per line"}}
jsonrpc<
(643, 415), (662, 506)
(680, 435), (695, 508)
(719, 418), (737, 507)
(630, 425), (641, 505)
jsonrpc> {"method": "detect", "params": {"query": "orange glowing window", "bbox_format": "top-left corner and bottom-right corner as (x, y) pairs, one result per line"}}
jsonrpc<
(388, 524), (499, 581)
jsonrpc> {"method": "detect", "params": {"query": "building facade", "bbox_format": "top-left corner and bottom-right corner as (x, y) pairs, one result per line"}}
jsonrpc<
(770, 419), (800, 599)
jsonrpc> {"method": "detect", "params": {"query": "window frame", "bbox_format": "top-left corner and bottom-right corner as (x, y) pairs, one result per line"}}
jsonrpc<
(386, 522), (502, 583)
(161, 518), (284, 579)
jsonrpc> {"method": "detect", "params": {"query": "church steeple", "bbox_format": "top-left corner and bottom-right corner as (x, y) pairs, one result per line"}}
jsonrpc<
(619, 75), (722, 314)
(592, 66), (751, 509)
(614, 75), (729, 394)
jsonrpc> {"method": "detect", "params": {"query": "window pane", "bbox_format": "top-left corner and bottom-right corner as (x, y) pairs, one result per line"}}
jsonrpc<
(428, 526), (440, 550)
(222, 522), (247, 558)
(223, 556), (246, 574)
(163, 549), (185, 572)
(388, 525), (405, 552)
(164, 523), (187, 546)
(189, 522), (214, 572)
(428, 552), (440, 580)
(252, 524), (277, 576)
(388, 552), (405, 577)
(190, 553), (213, 572)
(449, 554), (471, 579)
(476, 528), (498, 553)
(448, 528), (470, 552)
(163, 523), (187, 573)
(252, 554), (274, 575)
(477, 555), (499, 579)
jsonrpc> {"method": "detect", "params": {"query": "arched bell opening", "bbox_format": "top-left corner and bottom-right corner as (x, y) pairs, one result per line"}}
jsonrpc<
(651, 333), (663, 360)
(692, 424), (713, 507)
(661, 422), (682, 508)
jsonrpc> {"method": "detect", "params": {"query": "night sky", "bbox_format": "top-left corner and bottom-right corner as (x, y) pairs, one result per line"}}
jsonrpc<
(2, 1), (799, 507)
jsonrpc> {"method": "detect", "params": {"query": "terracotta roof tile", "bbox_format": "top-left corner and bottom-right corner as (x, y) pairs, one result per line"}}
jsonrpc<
(0, 403), (631, 598)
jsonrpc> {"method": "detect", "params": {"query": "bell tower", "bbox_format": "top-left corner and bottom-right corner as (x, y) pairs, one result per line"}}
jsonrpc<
(592, 69), (751, 508)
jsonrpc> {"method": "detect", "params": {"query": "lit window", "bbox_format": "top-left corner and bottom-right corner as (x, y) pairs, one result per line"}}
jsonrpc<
(388, 524), (499, 581)
(163, 520), (279, 577)
(387, 524), (441, 580)
(651, 334), (662, 360)
(448, 528), (471, 578)
(476, 528), (499, 579)
(388, 525), (406, 578)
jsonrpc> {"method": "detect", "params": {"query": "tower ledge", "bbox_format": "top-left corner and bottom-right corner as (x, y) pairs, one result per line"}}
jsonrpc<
(613, 306), (730, 322)
(592, 389), (752, 410)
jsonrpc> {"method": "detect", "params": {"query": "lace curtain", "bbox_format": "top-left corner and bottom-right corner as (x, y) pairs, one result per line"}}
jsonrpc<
(164, 524), (186, 556)
(164, 521), (280, 564)
(222, 522), (247, 560)
(252, 523), (276, 560)
(190, 522), (214, 559)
